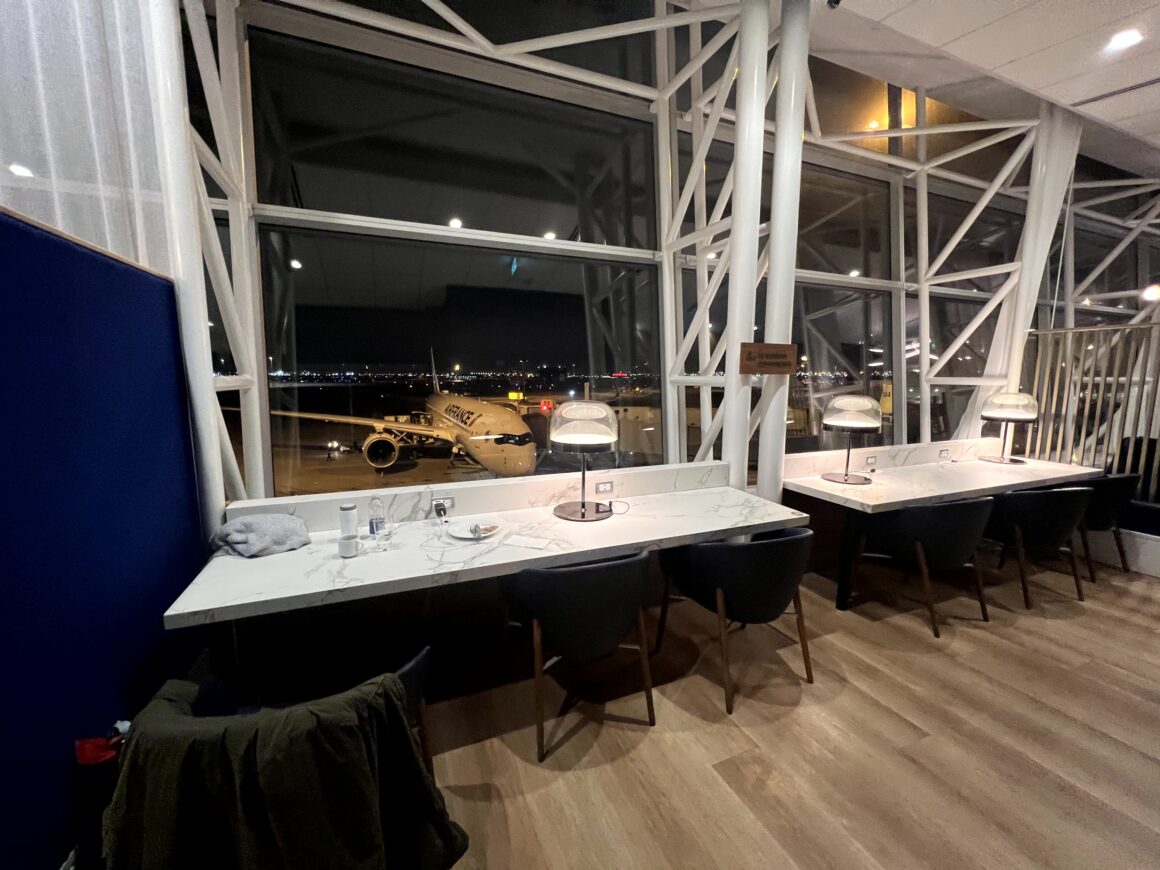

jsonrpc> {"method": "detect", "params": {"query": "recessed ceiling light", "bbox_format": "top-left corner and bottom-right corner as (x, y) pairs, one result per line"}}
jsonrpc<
(1106, 29), (1143, 52)
(848, 269), (861, 278)
(706, 251), (717, 260)
(289, 258), (302, 270)
(448, 217), (463, 229)
(8, 163), (33, 177)
(543, 230), (556, 240)
(866, 119), (880, 130)
(1082, 298), (1092, 305)
(1142, 283), (1160, 301)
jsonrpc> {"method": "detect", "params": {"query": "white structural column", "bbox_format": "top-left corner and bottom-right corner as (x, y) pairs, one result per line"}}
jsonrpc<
(720, 0), (769, 490)
(755, 0), (811, 500)
(140, 0), (226, 533)
(960, 103), (1082, 434)
(654, 0), (682, 463)
(915, 88), (932, 442)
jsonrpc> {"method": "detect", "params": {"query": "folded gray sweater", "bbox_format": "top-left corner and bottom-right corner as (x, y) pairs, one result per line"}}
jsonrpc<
(210, 514), (310, 558)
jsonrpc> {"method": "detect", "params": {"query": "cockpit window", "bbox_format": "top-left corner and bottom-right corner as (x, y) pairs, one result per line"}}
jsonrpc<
(494, 433), (533, 446)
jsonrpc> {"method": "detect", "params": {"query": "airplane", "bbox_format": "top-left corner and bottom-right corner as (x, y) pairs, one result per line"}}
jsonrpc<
(269, 352), (538, 477)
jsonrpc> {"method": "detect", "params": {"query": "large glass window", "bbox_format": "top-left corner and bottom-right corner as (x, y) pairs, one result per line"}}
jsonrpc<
(250, 29), (656, 248)
(259, 227), (660, 496)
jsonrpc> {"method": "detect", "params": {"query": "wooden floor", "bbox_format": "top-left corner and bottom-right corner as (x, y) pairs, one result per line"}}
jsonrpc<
(428, 556), (1160, 869)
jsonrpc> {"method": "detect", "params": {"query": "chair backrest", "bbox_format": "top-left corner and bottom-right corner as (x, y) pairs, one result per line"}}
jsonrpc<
(686, 528), (813, 625)
(1084, 474), (1141, 530)
(871, 497), (993, 571)
(1113, 437), (1157, 489)
(503, 550), (650, 664)
(990, 488), (1093, 557)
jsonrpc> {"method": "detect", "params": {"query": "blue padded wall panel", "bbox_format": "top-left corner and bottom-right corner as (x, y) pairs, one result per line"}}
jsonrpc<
(0, 211), (207, 866)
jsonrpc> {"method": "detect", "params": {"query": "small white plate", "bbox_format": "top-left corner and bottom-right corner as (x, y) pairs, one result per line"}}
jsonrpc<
(446, 518), (501, 541)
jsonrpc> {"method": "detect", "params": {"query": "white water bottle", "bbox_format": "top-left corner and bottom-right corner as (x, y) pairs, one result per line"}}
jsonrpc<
(339, 503), (358, 538)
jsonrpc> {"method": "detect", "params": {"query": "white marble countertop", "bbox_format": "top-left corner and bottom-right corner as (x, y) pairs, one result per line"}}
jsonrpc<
(783, 457), (1102, 513)
(165, 486), (808, 629)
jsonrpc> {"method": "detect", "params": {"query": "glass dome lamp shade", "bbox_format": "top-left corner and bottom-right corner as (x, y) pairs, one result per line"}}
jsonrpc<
(821, 395), (882, 486)
(979, 392), (1039, 464)
(550, 401), (618, 522)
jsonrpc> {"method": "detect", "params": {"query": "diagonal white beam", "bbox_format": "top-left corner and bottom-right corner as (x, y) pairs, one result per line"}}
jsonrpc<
(928, 261), (1020, 286)
(420, 0), (494, 51)
(653, 17), (739, 105)
(917, 125), (1033, 173)
(183, 0), (239, 179)
(822, 119), (1038, 143)
(1073, 193), (1160, 298)
(926, 269), (1020, 379)
(494, 5), (740, 57)
(926, 129), (1036, 278)
(1072, 182), (1160, 210)
(192, 130), (241, 200)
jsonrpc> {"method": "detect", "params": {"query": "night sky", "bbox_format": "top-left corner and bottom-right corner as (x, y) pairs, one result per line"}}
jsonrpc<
(294, 285), (589, 370)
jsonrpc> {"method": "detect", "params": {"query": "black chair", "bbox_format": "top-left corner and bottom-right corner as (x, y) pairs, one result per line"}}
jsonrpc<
(985, 487), (1093, 608)
(503, 551), (655, 762)
(856, 497), (994, 638)
(396, 646), (435, 774)
(1078, 474), (1140, 581)
(676, 528), (813, 714)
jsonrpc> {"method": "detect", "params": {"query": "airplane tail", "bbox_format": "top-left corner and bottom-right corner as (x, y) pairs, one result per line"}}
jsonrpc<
(429, 347), (442, 394)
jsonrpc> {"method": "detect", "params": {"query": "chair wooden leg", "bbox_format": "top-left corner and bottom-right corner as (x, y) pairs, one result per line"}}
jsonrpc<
(1113, 527), (1130, 573)
(997, 545), (1007, 572)
(793, 590), (813, 684)
(533, 618), (546, 762)
(971, 550), (989, 623)
(715, 588), (734, 715)
(636, 609), (656, 726)
(653, 573), (671, 656)
(1014, 527), (1033, 610)
(416, 701), (435, 776)
(1079, 524), (1097, 583)
(1067, 536), (1085, 602)
(915, 543), (941, 638)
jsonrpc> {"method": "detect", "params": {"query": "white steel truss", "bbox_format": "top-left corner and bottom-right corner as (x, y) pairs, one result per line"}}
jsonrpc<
(148, 0), (1160, 513)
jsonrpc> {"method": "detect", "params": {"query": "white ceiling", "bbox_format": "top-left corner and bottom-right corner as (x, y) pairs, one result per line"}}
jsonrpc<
(815, 0), (1160, 176)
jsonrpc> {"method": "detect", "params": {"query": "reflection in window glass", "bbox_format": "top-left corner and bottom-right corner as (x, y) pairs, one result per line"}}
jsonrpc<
(1074, 227), (1137, 306)
(250, 30), (656, 248)
(905, 191), (1022, 292)
(677, 277), (893, 466)
(259, 228), (661, 495)
(912, 295), (997, 441)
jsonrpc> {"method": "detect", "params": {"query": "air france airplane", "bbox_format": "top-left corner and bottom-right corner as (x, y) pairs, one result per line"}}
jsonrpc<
(271, 353), (537, 477)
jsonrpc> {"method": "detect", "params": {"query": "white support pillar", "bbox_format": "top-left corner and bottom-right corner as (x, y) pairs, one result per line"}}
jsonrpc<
(141, 0), (226, 533)
(654, 0), (682, 464)
(720, 0), (769, 490)
(915, 88), (932, 442)
(755, 0), (811, 500)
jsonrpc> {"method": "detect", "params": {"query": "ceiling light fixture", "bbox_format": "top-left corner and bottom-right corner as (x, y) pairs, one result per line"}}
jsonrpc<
(1105, 29), (1143, 52)
(1142, 283), (1160, 302)
(543, 230), (556, 240)
(448, 217), (463, 229)
(8, 163), (33, 177)
(848, 269), (861, 278)
(706, 251), (717, 260)
(866, 119), (880, 130)
(289, 258), (303, 270)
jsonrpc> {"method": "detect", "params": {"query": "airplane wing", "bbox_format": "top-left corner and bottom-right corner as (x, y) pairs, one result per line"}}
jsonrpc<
(268, 409), (453, 444)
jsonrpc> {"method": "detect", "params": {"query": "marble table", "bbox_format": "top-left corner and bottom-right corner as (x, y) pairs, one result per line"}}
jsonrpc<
(165, 486), (808, 629)
(784, 457), (1102, 514)
(782, 457), (1102, 609)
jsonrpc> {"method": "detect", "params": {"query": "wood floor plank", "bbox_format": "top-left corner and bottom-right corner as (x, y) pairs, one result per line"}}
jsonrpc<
(431, 563), (1160, 868)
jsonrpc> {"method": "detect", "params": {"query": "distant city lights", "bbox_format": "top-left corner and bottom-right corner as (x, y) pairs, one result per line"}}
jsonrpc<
(448, 217), (463, 229)
(7, 163), (33, 177)
(289, 258), (303, 270)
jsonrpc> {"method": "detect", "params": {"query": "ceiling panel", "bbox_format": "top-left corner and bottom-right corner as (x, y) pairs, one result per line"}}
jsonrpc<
(836, 0), (918, 22)
(881, 0), (1021, 47)
(944, 0), (1159, 70)
(1080, 82), (1160, 121)
(1118, 107), (1160, 137)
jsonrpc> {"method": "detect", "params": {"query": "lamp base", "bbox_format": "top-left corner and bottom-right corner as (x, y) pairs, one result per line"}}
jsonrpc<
(978, 455), (1026, 464)
(553, 500), (613, 522)
(821, 471), (873, 485)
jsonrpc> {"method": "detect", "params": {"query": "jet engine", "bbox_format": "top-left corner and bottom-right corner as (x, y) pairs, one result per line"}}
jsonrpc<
(362, 432), (400, 469)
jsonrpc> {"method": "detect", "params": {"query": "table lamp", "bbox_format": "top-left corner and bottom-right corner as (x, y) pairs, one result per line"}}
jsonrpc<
(550, 400), (618, 521)
(978, 391), (1038, 464)
(821, 395), (882, 485)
